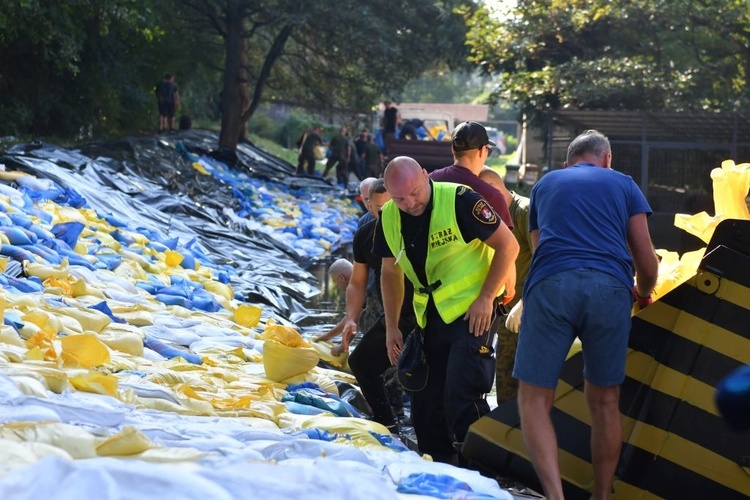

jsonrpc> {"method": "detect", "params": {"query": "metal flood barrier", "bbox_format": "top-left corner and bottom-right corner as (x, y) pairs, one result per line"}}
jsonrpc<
(463, 219), (750, 499)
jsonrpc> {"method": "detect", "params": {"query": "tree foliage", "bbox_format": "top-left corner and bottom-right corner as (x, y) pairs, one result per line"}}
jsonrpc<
(0, 0), (168, 138)
(467, 0), (750, 123)
(170, 0), (473, 149)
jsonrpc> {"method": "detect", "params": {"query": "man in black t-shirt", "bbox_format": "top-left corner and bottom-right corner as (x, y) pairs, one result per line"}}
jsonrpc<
(155, 73), (180, 132)
(333, 179), (416, 432)
(296, 125), (324, 176)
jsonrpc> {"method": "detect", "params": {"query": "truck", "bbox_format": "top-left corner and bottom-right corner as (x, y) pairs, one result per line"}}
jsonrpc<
(375, 108), (456, 171)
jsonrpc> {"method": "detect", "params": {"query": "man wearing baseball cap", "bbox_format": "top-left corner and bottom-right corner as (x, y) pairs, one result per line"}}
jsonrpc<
(430, 121), (513, 230)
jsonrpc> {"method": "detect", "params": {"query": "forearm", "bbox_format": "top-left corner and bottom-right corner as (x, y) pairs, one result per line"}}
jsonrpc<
(480, 227), (520, 300)
(381, 259), (404, 330)
(344, 282), (366, 324)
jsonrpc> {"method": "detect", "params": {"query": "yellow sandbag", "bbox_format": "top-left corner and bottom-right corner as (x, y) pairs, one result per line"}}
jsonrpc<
(96, 426), (153, 456)
(24, 261), (70, 281)
(54, 306), (111, 333)
(165, 250), (184, 267)
(0, 421), (97, 459)
(0, 325), (25, 347)
(0, 439), (73, 476)
(68, 369), (118, 396)
(711, 160), (750, 220)
(260, 320), (310, 348)
(132, 446), (206, 463)
(55, 206), (87, 224)
(22, 310), (63, 337)
(55, 313), (84, 335)
(114, 259), (148, 281)
(262, 340), (320, 382)
(98, 324), (144, 356)
(18, 321), (44, 341)
(203, 280), (234, 301)
(234, 304), (261, 328)
(8, 361), (69, 393)
(10, 375), (50, 398)
(68, 276), (105, 298)
(310, 341), (349, 370)
(110, 309), (155, 327)
(60, 334), (111, 367)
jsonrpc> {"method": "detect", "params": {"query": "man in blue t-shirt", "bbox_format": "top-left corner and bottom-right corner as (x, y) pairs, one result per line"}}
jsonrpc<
(514, 130), (658, 500)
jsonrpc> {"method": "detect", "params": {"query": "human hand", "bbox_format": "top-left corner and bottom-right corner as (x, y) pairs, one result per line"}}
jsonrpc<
(464, 295), (495, 337)
(340, 320), (358, 351)
(632, 286), (653, 310)
(505, 299), (523, 334)
(385, 327), (404, 365)
(331, 344), (346, 356)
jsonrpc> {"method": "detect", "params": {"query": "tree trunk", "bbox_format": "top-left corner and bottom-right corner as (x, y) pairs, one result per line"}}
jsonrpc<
(242, 24), (294, 128)
(218, 4), (249, 150)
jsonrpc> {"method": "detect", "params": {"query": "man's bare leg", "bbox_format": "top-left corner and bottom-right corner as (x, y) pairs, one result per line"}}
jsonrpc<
(585, 381), (622, 500)
(518, 381), (564, 500)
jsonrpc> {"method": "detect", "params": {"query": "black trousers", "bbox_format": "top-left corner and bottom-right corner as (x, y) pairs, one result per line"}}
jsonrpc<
(296, 154), (317, 175)
(410, 301), (499, 462)
(348, 314), (415, 427)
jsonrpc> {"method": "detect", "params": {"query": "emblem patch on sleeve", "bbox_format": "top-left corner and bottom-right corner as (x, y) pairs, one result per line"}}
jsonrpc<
(472, 199), (497, 224)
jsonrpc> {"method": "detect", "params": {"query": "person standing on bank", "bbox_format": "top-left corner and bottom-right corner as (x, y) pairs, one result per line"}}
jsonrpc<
(323, 127), (352, 185)
(373, 156), (519, 464)
(155, 73), (180, 132)
(514, 130), (658, 500)
(296, 125), (324, 176)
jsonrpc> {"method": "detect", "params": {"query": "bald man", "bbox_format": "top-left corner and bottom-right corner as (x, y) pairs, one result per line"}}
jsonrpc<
(372, 156), (519, 465)
(313, 258), (353, 346)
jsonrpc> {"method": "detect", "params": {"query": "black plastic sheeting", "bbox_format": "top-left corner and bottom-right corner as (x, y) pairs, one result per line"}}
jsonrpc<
(0, 130), (359, 325)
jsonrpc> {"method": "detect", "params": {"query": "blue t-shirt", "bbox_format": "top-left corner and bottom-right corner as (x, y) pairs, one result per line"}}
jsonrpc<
(525, 163), (652, 295)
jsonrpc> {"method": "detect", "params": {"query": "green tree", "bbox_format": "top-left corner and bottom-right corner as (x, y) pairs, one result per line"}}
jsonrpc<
(0, 0), (167, 138)
(171, 0), (473, 150)
(467, 0), (750, 124)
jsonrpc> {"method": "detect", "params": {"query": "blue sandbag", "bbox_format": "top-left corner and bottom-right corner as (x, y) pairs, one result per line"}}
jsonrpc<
(111, 230), (135, 245)
(0, 244), (37, 263)
(135, 281), (160, 294)
(1, 226), (37, 246)
(7, 276), (44, 293)
(89, 301), (127, 324)
(179, 251), (196, 270)
(143, 335), (202, 364)
(51, 222), (85, 248)
(20, 244), (62, 265)
(24, 207), (54, 224)
(369, 431), (410, 452)
(8, 213), (33, 228)
(156, 284), (192, 299)
(95, 252), (121, 270)
(191, 291), (221, 313)
(101, 213), (127, 228)
(284, 401), (330, 416)
(154, 293), (194, 309)
(396, 473), (483, 499)
(27, 225), (55, 243)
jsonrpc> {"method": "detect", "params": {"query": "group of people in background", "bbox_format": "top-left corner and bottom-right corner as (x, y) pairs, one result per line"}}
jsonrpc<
(315, 119), (658, 500)
(295, 124), (384, 182)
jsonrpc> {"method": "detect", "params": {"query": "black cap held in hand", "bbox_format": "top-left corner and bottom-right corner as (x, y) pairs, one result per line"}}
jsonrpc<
(452, 121), (495, 151)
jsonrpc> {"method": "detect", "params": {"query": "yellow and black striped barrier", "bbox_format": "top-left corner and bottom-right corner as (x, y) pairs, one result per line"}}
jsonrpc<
(463, 219), (750, 499)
